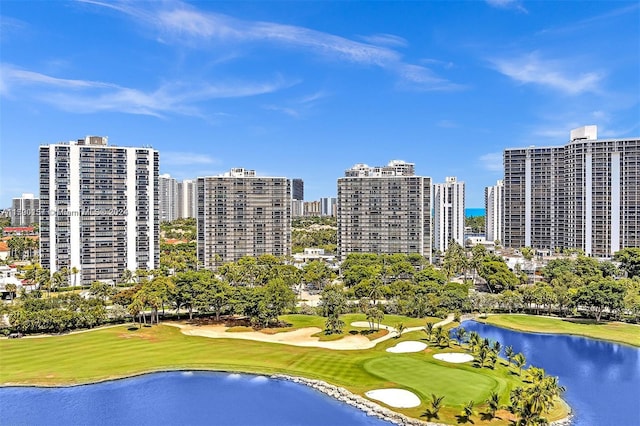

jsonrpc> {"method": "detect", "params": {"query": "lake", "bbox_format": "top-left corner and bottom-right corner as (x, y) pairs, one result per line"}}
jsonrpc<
(0, 371), (391, 426)
(459, 320), (640, 426)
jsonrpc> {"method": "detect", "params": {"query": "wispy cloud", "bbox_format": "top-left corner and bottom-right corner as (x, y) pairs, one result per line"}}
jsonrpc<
(485, 0), (528, 13)
(479, 152), (503, 172)
(263, 90), (330, 119)
(1, 64), (293, 117)
(358, 33), (408, 48)
(537, 3), (639, 36)
(80, 0), (458, 91)
(437, 120), (457, 128)
(490, 52), (604, 95)
(162, 152), (220, 166)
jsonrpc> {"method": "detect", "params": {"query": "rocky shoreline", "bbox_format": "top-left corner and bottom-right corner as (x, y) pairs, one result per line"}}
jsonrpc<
(272, 374), (446, 426)
(271, 374), (572, 426)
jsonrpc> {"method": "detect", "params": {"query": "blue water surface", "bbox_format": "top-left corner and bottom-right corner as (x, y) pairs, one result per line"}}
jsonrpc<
(0, 371), (391, 426)
(459, 321), (640, 426)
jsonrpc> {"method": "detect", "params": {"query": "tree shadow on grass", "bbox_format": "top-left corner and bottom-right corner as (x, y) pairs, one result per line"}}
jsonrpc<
(455, 415), (474, 424)
(479, 412), (501, 421)
(421, 410), (439, 421)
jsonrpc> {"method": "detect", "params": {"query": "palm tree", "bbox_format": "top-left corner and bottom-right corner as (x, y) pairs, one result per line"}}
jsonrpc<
(462, 400), (474, 420)
(492, 340), (502, 356)
(424, 322), (435, 341)
(5, 283), (17, 303)
(468, 331), (480, 353)
(395, 322), (405, 338)
(422, 394), (445, 420)
(504, 345), (515, 367)
(477, 345), (490, 368)
(366, 308), (376, 330)
(513, 353), (527, 376)
(71, 266), (79, 287)
(485, 391), (500, 419)
(455, 326), (467, 346)
(120, 268), (134, 285)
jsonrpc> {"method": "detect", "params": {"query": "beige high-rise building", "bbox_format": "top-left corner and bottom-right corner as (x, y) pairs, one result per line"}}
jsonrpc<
(433, 177), (465, 252)
(197, 168), (291, 268)
(337, 160), (431, 261)
(503, 126), (639, 257)
(39, 136), (159, 285)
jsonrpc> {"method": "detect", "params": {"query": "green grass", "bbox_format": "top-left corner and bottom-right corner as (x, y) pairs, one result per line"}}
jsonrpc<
(0, 321), (568, 425)
(478, 314), (640, 347)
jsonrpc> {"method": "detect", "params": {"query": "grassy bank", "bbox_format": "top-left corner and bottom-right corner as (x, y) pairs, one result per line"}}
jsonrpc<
(476, 314), (640, 347)
(0, 319), (567, 425)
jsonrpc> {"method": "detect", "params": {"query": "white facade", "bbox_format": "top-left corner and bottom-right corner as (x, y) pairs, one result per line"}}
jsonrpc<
(433, 176), (465, 252)
(320, 197), (337, 216)
(39, 136), (159, 285)
(159, 174), (178, 222)
(485, 180), (503, 244)
(177, 179), (197, 219)
(503, 126), (639, 257)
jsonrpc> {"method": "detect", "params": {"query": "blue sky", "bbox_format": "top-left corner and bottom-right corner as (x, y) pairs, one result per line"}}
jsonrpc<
(1, 0), (638, 208)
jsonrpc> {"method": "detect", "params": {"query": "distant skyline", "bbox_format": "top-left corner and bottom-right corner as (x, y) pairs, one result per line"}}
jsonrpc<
(1, 1), (639, 207)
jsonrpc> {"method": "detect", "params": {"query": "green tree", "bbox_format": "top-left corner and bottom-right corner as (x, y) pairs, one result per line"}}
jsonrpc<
(302, 260), (334, 290)
(485, 391), (500, 419)
(504, 345), (515, 367)
(513, 352), (527, 376)
(89, 281), (113, 302)
(614, 248), (640, 278)
(572, 277), (626, 322)
(422, 394), (445, 420)
(395, 322), (405, 338)
(6, 283), (17, 303)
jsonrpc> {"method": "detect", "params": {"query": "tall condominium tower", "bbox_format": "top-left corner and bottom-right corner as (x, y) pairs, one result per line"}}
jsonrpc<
(433, 176), (465, 252)
(11, 193), (40, 226)
(177, 179), (197, 219)
(39, 136), (159, 285)
(485, 180), (503, 244)
(197, 168), (291, 268)
(337, 160), (431, 261)
(503, 126), (639, 257)
(159, 174), (178, 222)
(320, 197), (337, 217)
(291, 178), (304, 201)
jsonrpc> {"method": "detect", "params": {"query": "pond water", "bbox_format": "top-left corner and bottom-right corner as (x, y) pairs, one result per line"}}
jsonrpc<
(0, 371), (391, 426)
(459, 320), (640, 426)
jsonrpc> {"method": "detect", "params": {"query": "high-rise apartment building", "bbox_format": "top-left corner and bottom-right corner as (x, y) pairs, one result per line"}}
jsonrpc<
(177, 179), (197, 219)
(291, 199), (304, 218)
(10, 193), (40, 226)
(503, 126), (639, 257)
(337, 160), (431, 261)
(291, 178), (304, 201)
(159, 174), (178, 222)
(39, 136), (159, 285)
(197, 168), (291, 268)
(485, 180), (503, 244)
(433, 177), (465, 252)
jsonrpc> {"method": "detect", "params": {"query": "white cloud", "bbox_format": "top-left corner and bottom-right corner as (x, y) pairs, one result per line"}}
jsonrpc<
(358, 33), (408, 48)
(490, 52), (604, 95)
(479, 152), (503, 172)
(485, 0), (528, 13)
(437, 120), (457, 128)
(81, 0), (458, 91)
(161, 152), (220, 166)
(1, 64), (293, 117)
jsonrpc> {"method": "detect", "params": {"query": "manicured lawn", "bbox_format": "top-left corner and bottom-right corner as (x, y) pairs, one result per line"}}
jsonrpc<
(0, 322), (566, 425)
(478, 314), (640, 347)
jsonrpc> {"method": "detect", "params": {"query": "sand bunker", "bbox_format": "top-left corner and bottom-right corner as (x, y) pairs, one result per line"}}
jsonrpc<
(433, 353), (474, 363)
(365, 389), (421, 408)
(386, 341), (427, 353)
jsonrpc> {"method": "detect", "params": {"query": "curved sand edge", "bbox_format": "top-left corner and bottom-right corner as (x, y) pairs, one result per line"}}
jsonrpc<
(365, 388), (421, 408)
(386, 341), (427, 353)
(433, 353), (474, 363)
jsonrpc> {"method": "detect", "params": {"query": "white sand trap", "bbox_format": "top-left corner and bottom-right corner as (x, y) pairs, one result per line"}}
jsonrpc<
(433, 353), (474, 363)
(386, 341), (427, 353)
(365, 389), (421, 408)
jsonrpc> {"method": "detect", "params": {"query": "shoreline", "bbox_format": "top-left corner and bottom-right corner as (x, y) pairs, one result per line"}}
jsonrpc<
(1, 368), (573, 426)
(470, 314), (640, 348)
